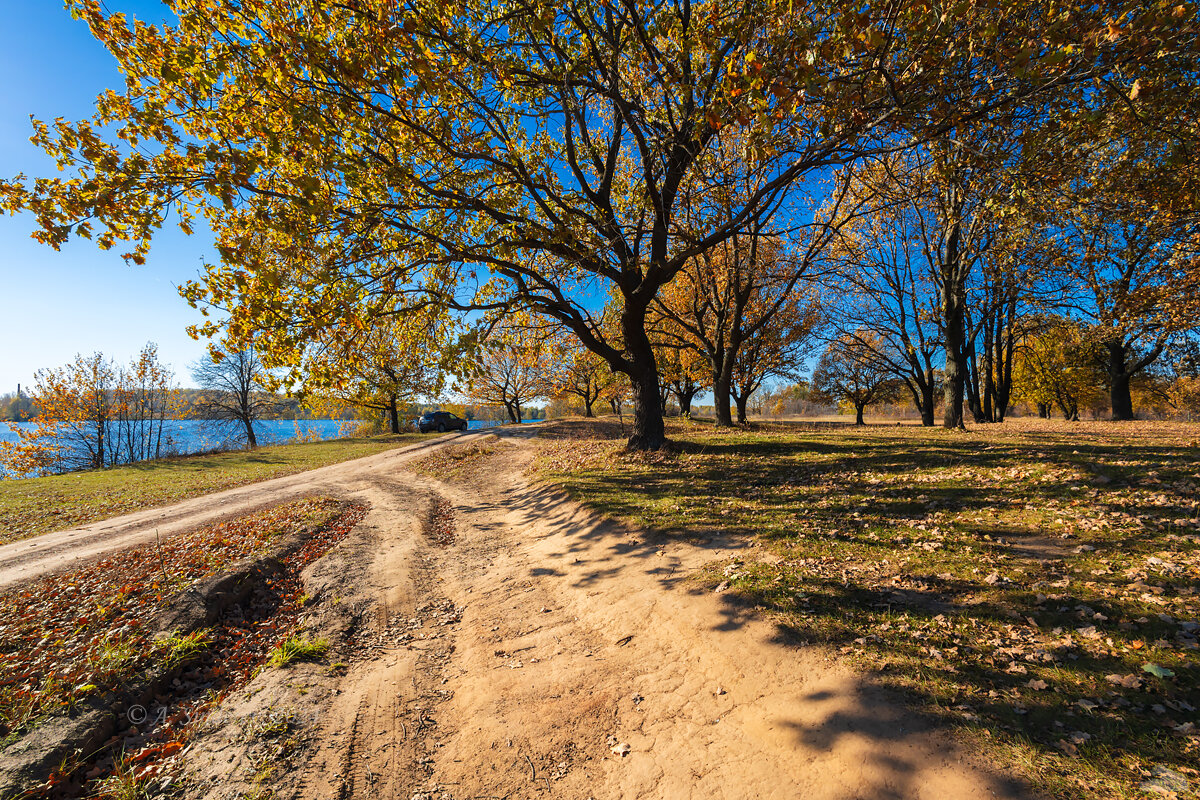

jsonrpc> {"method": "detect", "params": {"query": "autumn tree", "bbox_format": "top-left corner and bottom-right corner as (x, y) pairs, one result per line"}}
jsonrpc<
(551, 340), (614, 418)
(467, 321), (553, 424)
(1052, 177), (1198, 420)
(825, 163), (944, 425)
(728, 288), (822, 423)
(655, 343), (708, 417)
(8, 0), (1174, 449)
(811, 332), (902, 425)
(191, 347), (279, 448)
(0, 345), (178, 476)
(1012, 317), (1105, 420)
(298, 309), (455, 433)
(114, 343), (180, 462)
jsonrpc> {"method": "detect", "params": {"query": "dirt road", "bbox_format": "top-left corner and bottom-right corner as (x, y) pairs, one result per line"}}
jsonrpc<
(0, 431), (484, 590)
(175, 430), (1027, 800)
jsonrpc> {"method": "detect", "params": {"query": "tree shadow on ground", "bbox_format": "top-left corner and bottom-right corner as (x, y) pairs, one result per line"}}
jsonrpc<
(534, 419), (1200, 796)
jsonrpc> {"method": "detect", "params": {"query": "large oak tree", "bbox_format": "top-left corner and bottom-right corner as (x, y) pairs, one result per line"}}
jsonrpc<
(5, 0), (1192, 447)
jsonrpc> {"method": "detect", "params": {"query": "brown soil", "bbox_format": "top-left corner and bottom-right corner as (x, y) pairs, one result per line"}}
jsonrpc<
(175, 428), (1029, 800)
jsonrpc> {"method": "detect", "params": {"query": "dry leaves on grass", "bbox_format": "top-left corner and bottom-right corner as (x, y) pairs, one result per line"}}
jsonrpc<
(0, 498), (360, 738)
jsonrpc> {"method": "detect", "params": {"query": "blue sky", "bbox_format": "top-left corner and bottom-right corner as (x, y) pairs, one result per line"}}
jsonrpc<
(0, 1), (213, 391)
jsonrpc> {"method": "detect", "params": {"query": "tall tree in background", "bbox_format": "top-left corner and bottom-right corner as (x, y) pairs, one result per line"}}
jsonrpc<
(6, 0), (1172, 448)
(826, 159), (944, 425)
(653, 143), (857, 427)
(191, 348), (279, 448)
(1055, 175), (1199, 419)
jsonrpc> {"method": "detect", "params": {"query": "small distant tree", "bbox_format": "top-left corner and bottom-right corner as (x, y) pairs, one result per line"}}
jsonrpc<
(299, 311), (455, 433)
(1012, 317), (1105, 421)
(728, 289), (822, 423)
(191, 347), (279, 448)
(466, 321), (552, 424)
(811, 333), (902, 425)
(552, 340), (614, 418)
(655, 344), (708, 417)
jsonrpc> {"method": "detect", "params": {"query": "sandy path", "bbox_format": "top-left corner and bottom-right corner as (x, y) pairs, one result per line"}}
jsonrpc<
(183, 433), (1028, 800)
(0, 430), (493, 590)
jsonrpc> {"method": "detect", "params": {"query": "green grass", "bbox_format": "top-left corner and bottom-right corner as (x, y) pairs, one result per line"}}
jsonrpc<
(155, 629), (212, 669)
(0, 433), (424, 543)
(535, 417), (1200, 799)
(267, 635), (330, 668)
(410, 436), (509, 482)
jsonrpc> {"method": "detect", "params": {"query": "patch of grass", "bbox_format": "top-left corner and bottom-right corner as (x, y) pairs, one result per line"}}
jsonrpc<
(93, 751), (152, 800)
(410, 436), (507, 481)
(0, 433), (423, 544)
(267, 635), (330, 668)
(154, 629), (212, 669)
(536, 417), (1200, 799)
(92, 634), (140, 677)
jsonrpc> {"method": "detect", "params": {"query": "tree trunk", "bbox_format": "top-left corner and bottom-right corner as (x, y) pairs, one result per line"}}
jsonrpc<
(855, 404), (866, 426)
(622, 307), (666, 449)
(943, 324), (967, 429)
(627, 369), (665, 449)
(675, 386), (696, 417)
(1107, 340), (1135, 420)
(710, 359), (729, 429)
(244, 417), (258, 448)
(735, 393), (749, 424)
(583, 397), (594, 417)
(965, 344), (985, 423)
(920, 375), (935, 426)
(388, 398), (401, 434)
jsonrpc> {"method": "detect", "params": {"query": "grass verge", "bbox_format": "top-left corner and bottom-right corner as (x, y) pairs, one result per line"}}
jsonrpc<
(0, 432), (423, 543)
(409, 435), (509, 482)
(535, 417), (1200, 799)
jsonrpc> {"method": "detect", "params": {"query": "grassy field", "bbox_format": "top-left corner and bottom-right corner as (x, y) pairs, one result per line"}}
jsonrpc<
(0, 433), (424, 544)
(536, 417), (1200, 799)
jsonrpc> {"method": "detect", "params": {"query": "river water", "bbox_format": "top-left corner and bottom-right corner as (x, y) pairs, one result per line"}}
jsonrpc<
(0, 418), (518, 478)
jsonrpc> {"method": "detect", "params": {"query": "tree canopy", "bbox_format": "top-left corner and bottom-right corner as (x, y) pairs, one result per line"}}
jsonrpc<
(7, 0), (1194, 444)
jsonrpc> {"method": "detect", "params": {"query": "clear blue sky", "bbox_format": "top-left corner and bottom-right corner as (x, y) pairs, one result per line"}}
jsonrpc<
(0, 1), (213, 391)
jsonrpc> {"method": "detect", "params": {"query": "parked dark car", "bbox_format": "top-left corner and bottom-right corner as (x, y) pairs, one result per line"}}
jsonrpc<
(416, 411), (469, 433)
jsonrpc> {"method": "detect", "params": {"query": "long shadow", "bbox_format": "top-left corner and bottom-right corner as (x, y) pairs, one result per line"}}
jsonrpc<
(527, 420), (1200, 793)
